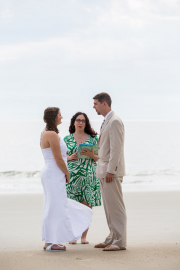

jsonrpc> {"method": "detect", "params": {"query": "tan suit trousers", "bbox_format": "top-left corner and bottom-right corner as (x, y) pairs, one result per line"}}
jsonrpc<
(99, 177), (127, 248)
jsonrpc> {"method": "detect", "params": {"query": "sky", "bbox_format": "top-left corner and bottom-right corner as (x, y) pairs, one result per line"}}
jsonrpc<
(0, 0), (180, 120)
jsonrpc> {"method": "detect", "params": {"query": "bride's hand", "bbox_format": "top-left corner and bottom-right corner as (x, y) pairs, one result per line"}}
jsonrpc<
(65, 173), (70, 183)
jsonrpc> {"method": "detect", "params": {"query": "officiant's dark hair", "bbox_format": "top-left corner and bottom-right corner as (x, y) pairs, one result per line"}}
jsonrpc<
(43, 107), (59, 134)
(93, 92), (111, 107)
(69, 112), (98, 137)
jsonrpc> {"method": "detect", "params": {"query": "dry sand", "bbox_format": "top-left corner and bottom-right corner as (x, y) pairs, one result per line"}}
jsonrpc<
(0, 191), (180, 270)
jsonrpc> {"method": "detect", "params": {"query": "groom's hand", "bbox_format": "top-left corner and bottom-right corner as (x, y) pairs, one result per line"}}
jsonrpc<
(105, 172), (114, 183)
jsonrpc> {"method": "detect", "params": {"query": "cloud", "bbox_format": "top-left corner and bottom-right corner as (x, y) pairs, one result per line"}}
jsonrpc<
(95, 0), (180, 30)
(0, 0), (180, 98)
(0, 36), (135, 62)
(0, 9), (14, 23)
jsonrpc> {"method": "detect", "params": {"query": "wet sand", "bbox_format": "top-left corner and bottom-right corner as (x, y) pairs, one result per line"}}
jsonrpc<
(0, 191), (180, 270)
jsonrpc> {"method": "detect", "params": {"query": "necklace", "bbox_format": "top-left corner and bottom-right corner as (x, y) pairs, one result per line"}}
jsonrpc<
(74, 133), (86, 143)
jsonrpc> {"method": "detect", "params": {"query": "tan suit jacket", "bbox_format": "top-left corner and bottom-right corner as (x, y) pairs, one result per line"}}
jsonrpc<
(96, 111), (125, 178)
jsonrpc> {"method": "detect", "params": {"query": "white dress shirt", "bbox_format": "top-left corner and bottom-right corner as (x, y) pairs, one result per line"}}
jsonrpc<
(104, 110), (112, 121)
(101, 110), (112, 129)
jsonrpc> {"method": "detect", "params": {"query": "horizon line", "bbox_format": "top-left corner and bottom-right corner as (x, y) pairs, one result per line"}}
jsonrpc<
(0, 119), (180, 122)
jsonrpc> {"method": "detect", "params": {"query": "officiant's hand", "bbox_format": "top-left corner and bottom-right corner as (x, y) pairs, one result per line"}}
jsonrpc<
(105, 172), (114, 183)
(81, 148), (94, 159)
(68, 153), (78, 161)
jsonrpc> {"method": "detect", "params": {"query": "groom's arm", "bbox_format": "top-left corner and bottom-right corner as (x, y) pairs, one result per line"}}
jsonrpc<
(106, 119), (123, 182)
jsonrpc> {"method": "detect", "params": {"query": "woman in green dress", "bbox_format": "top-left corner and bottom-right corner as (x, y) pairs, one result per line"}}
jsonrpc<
(64, 112), (101, 244)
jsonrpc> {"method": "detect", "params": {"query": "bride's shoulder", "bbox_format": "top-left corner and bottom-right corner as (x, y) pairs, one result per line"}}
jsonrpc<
(43, 130), (58, 138)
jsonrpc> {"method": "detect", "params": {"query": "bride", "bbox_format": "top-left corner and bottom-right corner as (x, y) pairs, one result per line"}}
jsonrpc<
(40, 107), (93, 251)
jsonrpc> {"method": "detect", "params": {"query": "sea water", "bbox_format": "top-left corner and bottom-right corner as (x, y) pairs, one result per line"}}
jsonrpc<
(0, 120), (180, 193)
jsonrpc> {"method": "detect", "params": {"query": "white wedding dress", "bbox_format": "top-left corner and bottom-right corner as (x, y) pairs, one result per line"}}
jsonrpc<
(40, 131), (93, 244)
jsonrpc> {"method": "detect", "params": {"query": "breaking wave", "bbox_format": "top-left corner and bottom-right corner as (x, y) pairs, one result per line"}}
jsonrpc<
(0, 171), (40, 178)
(0, 169), (180, 179)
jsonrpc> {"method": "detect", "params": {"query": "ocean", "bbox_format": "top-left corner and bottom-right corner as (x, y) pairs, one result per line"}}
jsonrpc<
(0, 120), (180, 193)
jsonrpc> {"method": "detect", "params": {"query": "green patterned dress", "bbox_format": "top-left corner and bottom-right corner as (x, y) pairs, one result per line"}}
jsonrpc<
(64, 134), (101, 207)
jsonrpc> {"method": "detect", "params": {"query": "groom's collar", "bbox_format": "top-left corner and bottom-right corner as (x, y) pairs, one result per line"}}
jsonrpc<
(99, 111), (114, 140)
(104, 110), (112, 121)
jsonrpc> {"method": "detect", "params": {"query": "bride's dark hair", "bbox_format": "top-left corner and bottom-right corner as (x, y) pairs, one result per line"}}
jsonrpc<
(43, 107), (60, 134)
(69, 112), (98, 137)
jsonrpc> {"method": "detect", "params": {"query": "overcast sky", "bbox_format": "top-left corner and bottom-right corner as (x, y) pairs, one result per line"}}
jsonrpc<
(0, 0), (180, 120)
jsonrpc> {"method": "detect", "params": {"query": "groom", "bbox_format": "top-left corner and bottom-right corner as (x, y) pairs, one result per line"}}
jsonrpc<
(93, 92), (127, 251)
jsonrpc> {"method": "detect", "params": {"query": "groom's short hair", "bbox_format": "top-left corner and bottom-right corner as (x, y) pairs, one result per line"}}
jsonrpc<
(93, 92), (112, 108)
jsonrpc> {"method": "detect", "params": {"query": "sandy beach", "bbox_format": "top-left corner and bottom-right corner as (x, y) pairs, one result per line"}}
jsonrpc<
(1, 191), (180, 270)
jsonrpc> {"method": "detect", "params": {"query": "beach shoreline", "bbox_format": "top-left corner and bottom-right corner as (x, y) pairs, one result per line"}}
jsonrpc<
(1, 191), (180, 269)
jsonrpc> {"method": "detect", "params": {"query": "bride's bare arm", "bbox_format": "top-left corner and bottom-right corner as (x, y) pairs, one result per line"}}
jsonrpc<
(47, 132), (70, 181)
